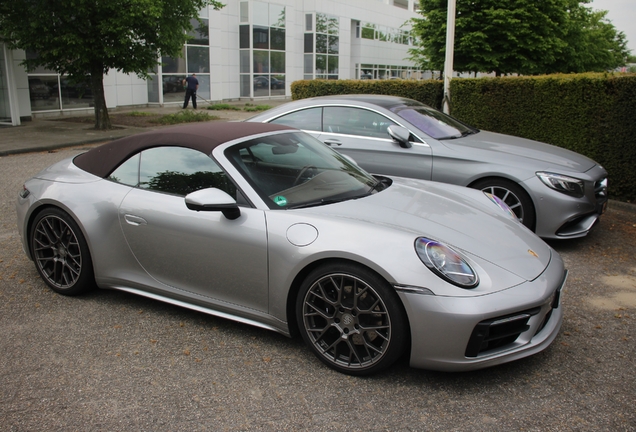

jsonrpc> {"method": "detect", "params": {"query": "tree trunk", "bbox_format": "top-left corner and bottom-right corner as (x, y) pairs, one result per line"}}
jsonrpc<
(90, 68), (111, 130)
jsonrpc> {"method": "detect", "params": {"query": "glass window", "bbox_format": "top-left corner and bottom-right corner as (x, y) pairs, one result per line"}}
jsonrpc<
(162, 75), (186, 103)
(240, 74), (251, 97)
(323, 107), (396, 138)
(187, 46), (209, 73)
(316, 34), (328, 54)
(240, 50), (250, 74)
(393, 106), (474, 140)
(315, 55), (327, 74)
(305, 14), (312, 31)
(270, 28), (285, 51)
(327, 16), (339, 35)
(195, 75), (211, 100)
(253, 25), (269, 49)
(253, 51), (269, 73)
(136, 147), (236, 197)
(253, 75), (270, 97)
(108, 154), (140, 186)
(316, 13), (328, 34)
(270, 51), (285, 74)
(187, 18), (209, 45)
(361, 24), (375, 40)
(271, 75), (285, 96)
(162, 48), (186, 73)
(28, 76), (60, 112)
(327, 56), (339, 75)
(60, 77), (93, 110)
(239, 25), (250, 49)
(304, 34), (313, 53)
(147, 75), (160, 103)
(240, 1), (249, 22)
(252, 1), (268, 26)
(270, 108), (322, 131)
(328, 36), (339, 54)
(304, 55), (313, 74)
(270, 4), (285, 28)
(225, 132), (376, 209)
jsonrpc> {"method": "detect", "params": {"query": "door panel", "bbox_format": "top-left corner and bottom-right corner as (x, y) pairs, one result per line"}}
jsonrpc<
(119, 188), (268, 312)
(320, 106), (433, 180)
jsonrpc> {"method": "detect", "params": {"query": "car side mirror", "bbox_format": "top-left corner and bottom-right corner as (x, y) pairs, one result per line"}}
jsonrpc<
(387, 125), (412, 148)
(185, 188), (241, 220)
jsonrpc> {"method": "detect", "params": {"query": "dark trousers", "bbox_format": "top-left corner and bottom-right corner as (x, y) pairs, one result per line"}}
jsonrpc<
(183, 89), (197, 109)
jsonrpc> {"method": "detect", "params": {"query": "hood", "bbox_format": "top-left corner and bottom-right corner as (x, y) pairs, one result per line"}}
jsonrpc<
(307, 178), (551, 282)
(445, 130), (597, 173)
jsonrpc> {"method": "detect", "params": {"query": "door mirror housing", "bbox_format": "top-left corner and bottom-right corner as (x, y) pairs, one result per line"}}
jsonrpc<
(387, 125), (412, 148)
(185, 188), (241, 220)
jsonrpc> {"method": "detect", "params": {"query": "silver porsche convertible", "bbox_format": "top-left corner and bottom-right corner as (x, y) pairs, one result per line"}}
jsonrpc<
(248, 95), (609, 239)
(17, 122), (567, 375)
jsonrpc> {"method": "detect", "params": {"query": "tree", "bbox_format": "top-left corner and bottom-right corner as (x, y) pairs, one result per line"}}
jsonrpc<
(0, 0), (224, 130)
(552, 1), (630, 72)
(409, 0), (630, 76)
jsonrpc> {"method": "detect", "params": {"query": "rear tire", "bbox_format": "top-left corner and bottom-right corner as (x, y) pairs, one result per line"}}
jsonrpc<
(30, 208), (95, 296)
(471, 178), (536, 231)
(296, 262), (409, 375)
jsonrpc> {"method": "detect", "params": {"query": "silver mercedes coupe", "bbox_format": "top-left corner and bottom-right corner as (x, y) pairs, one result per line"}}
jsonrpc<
(17, 122), (566, 375)
(248, 95), (608, 239)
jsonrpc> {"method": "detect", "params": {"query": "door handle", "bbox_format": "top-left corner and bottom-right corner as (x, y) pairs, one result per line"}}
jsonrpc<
(124, 214), (147, 226)
(323, 139), (342, 147)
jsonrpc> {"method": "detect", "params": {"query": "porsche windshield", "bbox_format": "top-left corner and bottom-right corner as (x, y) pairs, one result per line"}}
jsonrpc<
(225, 131), (379, 209)
(392, 105), (477, 140)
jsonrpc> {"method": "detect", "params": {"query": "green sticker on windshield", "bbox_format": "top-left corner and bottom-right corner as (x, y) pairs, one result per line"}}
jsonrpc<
(273, 196), (287, 206)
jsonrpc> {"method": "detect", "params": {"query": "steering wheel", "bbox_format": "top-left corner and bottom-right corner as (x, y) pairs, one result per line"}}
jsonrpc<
(293, 165), (318, 186)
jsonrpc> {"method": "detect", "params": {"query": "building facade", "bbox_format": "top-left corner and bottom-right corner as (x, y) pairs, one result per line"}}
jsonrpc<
(0, 0), (421, 126)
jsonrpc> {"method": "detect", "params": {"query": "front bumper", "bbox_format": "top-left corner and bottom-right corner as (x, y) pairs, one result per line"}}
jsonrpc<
(524, 165), (608, 239)
(398, 252), (566, 372)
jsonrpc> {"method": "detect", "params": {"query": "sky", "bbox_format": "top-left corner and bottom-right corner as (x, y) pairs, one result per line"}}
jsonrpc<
(590, 0), (636, 54)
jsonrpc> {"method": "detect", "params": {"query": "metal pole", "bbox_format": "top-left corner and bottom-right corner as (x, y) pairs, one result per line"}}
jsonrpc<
(442, 0), (456, 114)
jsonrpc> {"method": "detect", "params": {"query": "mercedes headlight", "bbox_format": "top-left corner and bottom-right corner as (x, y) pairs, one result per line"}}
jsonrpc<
(536, 172), (584, 198)
(415, 237), (479, 288)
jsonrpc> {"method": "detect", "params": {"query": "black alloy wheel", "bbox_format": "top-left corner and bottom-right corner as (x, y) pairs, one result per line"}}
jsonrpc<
(297, 263), (408, 375)
(30, 208), (95, 295)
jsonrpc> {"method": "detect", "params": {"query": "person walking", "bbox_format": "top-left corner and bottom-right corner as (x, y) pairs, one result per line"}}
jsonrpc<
(182, 73), (199, 109)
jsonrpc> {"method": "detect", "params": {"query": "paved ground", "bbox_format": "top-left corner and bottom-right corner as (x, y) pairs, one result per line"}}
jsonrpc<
(0, 108), (635, 430)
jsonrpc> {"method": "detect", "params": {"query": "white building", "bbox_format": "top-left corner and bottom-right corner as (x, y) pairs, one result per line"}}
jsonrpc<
(0, 0), (422, 126)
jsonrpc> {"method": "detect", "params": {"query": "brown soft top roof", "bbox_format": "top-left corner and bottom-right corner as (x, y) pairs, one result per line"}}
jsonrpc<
(74, 121), (294, 178)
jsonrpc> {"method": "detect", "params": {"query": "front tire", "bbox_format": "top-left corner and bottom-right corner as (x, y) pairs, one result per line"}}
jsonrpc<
(471, 178), (536, 230)
(296, 263), (409, 375)
(30, 208), (95, 295)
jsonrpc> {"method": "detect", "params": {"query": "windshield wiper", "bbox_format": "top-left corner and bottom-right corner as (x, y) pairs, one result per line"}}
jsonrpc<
(287, 197), (353, 209)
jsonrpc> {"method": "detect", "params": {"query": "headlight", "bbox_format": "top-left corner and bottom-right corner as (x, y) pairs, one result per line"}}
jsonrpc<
(536, 172), (584, 198)
(415, 237), (479, 288)
(484, 192), (517, 220)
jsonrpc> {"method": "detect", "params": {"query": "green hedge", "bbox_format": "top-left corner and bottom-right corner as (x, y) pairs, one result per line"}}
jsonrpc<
(291, 74), (636, 202)
(451, 74), (636, 202)
(291, 79), (444, 108)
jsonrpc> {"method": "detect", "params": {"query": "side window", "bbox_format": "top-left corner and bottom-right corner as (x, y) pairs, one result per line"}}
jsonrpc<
(323, 106), (396, 138)
(108, 147), (240, 198)
(108, 153), (140, 186)
(270, 107), (322, 131)
(135, 147), (237, 197)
